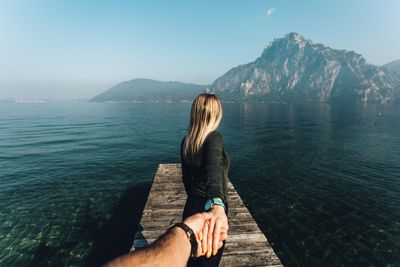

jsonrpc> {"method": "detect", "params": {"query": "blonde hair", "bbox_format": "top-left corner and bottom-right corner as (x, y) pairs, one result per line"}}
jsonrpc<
(183, 93), (223, 167)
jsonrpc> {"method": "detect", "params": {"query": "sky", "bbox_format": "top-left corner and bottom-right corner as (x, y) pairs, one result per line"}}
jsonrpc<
(0, 0), (399, 99)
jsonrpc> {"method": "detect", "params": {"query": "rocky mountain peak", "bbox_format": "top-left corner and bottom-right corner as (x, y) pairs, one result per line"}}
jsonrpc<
(211, 33), (400, 103)
(284, 32), (308, 45)
(265, 32), (310, 51)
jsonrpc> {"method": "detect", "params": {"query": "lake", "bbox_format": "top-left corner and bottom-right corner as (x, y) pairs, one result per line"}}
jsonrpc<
(0, 102), (399, 266)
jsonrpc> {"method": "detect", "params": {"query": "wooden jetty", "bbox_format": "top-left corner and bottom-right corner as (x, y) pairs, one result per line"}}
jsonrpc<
(132, 164), (283, 267)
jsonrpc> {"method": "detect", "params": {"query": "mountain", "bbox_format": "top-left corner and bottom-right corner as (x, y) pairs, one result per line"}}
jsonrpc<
(382, 60), (400, 73)
(90, 79), (208, 102)
(211, 33), (400, 103)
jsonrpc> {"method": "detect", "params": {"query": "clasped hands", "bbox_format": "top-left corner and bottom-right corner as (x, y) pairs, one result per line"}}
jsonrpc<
(183, 205), (228, 258)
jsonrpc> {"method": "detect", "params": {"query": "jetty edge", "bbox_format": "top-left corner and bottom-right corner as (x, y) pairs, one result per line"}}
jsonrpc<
(132, 163), (283, 266)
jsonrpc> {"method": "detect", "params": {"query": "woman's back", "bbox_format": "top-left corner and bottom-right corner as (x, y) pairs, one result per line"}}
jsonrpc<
(180, 130), (230, 203)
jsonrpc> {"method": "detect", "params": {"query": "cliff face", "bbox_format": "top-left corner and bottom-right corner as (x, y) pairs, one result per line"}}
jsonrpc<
(211, 33), (400, 103)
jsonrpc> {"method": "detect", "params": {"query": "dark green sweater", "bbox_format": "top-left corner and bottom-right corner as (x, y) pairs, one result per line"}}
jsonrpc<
(180, 130), (230, 203)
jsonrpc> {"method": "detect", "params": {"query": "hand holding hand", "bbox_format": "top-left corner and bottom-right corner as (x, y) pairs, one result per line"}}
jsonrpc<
(201, 202), (228, 257)
(183, 212), (212, 235)
(182, 212), (216, 257)
(182, 208), (228, 258)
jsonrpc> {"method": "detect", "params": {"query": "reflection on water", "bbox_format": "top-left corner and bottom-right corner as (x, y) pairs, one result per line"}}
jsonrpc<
(0, 102), (399, 266)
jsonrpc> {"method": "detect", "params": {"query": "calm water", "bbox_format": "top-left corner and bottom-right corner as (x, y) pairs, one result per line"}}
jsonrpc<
(0, 102), (399, 266)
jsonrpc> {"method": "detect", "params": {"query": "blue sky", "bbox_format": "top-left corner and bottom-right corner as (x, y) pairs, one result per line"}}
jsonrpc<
(0, 0), (399, 99)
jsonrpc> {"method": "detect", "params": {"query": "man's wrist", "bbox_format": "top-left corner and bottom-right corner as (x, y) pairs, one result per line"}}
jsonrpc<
(169, 226), (192, 257)
(172, 226), (191, 245)
(172, 223), (198, 258)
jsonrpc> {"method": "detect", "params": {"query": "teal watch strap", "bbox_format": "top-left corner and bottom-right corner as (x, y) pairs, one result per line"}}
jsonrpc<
(204, 198), (226, 211)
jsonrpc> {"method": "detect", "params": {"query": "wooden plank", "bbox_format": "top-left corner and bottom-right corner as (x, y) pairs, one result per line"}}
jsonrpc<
(132, 163), (283, 266)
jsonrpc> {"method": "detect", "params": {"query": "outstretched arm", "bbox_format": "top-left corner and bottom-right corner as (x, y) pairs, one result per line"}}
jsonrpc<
(202, 132), (229, 257)
(105, 212), (218, 267)
(105, 226), (191, 267)
(203, 132), (225, 201)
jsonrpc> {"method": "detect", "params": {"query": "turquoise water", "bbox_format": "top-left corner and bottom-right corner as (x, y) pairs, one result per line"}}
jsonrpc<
(0, 102), (399, 266)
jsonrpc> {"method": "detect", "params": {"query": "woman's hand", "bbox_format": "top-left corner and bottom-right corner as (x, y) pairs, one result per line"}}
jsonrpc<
(201, 202), (228, 257)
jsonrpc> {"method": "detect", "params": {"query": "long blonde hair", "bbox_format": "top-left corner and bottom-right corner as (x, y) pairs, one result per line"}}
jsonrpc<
(183, 93), (223, 167)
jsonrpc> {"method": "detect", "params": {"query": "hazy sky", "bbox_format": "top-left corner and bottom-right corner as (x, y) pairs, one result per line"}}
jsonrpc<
(1, 0), (399, 99)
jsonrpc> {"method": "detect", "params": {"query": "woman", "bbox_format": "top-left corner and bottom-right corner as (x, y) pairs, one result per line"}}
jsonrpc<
(180, 93), (230, 266)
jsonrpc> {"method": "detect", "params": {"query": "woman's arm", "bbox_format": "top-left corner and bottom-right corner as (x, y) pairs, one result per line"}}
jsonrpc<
(202, 131), (229, 257)
(203, 132), (225, 201)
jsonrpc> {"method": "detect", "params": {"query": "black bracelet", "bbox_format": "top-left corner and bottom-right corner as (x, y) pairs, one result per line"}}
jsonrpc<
(172, 222), (198, 258)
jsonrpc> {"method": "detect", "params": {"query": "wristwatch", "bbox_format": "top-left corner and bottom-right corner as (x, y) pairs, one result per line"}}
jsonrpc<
(173, 222), (198, 258)
(204, 198), (226, 211)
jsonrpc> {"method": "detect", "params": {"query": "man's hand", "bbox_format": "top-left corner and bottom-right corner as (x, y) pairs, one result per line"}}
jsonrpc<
(183, 212), (212, 235)
(183, 212), (212, 257)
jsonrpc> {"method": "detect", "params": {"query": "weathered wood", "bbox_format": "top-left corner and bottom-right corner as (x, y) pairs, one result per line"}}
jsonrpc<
(132, 163), (283, 266)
